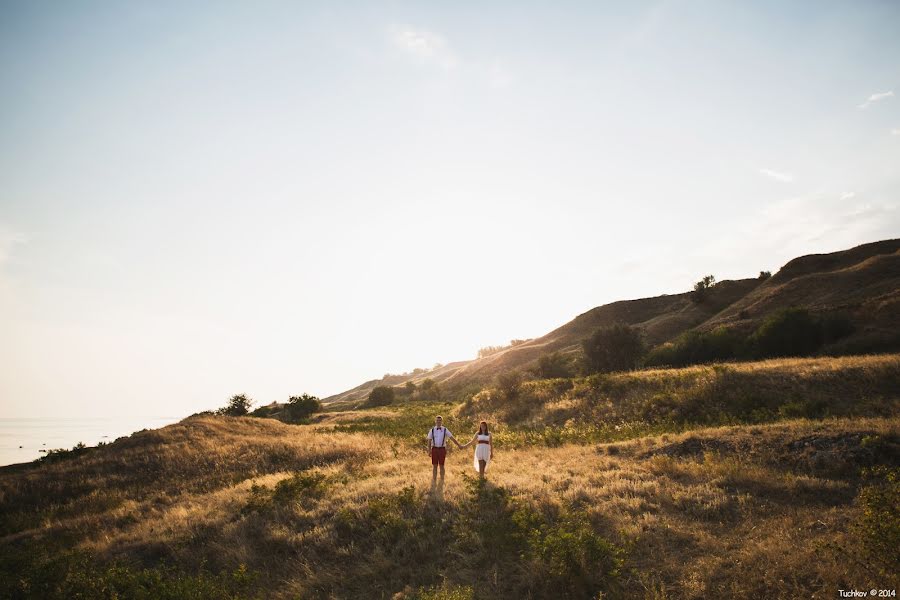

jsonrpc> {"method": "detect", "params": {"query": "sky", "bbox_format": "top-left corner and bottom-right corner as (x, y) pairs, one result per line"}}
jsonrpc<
(1, 0), (899, 418)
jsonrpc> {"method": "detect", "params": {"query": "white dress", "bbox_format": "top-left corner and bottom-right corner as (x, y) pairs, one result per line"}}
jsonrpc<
(473, 433), (491, 472)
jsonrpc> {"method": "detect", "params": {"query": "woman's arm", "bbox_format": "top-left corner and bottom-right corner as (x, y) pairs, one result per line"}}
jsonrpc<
(489, 433), (494, 458)
(460, 434), (476, 449)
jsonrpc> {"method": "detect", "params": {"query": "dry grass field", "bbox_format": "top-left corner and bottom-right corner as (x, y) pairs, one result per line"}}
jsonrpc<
(1, 355), (899, 599)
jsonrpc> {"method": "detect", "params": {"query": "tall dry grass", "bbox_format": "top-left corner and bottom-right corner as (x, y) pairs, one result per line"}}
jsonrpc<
(460, 353), (900, 428)
(2, 414), (898, 598)
(2, 354), (899, 598)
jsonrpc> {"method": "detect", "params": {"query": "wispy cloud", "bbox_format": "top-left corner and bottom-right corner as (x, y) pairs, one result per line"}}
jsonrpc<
(857, 90), (894, 109)
(388, 25), (458, 70)
(759, 168), (794, 183)
(840, 191), (856, 200)
(891, 128), (900, 136)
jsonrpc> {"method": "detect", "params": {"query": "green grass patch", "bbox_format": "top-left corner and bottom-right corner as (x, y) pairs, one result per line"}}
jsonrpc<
(0, 542), (262, 600)
(241, 470), (329, 516)
(326, 402), (477, 445)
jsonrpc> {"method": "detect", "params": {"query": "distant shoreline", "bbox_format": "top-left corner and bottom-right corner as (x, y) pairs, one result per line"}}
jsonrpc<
(0, 416), (183, 469)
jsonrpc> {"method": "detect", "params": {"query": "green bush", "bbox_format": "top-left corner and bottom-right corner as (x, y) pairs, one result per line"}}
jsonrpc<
(529, 513), (624, 597)
(285, 393), (321, 422)
(418, 378), (442, 402)
(644, 327), (743, 367)
(496, 370), (525, 400)
(242, 471), (328, 516)
(218, 394), (253, 416)
(692, 274), (716, 303)
(39, 442), (92, 464)
(645, 309), (856, 367)
(249, 404), (276, 418)
(582, 324), (645, 374)
(453, 477), (624, 599)
(748, 307), (822, 358)
(366, 386), (396, 407)
(331, 484), (451, 593)
(533, 351), (573, 379)
(0, 543), (260, 600)
(853, 466), (900, 577)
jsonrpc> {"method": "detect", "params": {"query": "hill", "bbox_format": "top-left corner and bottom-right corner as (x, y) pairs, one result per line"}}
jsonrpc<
(1, 353), (898, 598)
(3, 238), (899, 598)
(699, 239), (900, 354)
(325, 238), (900, 406)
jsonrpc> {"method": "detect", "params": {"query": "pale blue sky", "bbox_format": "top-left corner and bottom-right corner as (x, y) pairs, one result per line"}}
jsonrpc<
(1, 1), (898, 417)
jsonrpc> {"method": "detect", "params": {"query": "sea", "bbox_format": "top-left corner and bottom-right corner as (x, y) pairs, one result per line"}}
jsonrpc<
(0, 416), (182, 467)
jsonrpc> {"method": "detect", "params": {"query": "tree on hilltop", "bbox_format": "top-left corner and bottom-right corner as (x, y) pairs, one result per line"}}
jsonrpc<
(692, 275), (716, 303)
(218, 394), (253, 416)
(286, 393), (321, 421)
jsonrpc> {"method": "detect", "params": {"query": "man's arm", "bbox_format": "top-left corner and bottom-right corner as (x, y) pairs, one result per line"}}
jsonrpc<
(449, 432), (463, 449)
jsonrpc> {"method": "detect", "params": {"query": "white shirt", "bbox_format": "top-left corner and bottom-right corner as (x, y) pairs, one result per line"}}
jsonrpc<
(427, 426), (452, 448)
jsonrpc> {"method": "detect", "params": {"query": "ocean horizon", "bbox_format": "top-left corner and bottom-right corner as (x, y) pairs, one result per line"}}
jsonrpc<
(0, 416), (183, 467)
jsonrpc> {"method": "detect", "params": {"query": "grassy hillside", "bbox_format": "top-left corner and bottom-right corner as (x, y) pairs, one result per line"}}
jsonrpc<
(325, 239), (900, 406)
(701, 240), (900, 349)
(2, 354), (898, 599)
(460, 354), (900, 430)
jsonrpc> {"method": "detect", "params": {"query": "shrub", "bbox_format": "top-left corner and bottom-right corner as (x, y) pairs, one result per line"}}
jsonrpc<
(530, 513), (624, 597)
(242, 471), (328, 515)
(748, 307), (822, 358)
(692, 274), (716, 303)
(645, 309), (857, 367)
(218, 394), (253, 416)
(582, 324), (645, 374)
(285, 393), (321, 422)
(534, 351), (572, 379)
(496, 370), (524, 400)
(366, 386), (395, 407)
(249, 404), (277, 418)
(454, 477), (624, 599)
(644, 327), (743, 367)
(0, 544), (259, 600)
(40, 442), (91, 464)
(758, 270), (771, 280)
(418, 378), (442, 402)
(853, 466), (900, 577)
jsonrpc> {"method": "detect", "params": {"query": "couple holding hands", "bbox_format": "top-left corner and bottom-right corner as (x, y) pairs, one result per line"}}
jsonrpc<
(425, 415), (493, 482)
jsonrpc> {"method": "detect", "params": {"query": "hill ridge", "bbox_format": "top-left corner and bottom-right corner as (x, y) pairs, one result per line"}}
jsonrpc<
(323, 238), (900, 405)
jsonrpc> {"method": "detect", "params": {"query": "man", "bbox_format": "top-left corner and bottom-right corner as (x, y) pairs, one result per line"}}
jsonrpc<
(425, 415), (462, 485)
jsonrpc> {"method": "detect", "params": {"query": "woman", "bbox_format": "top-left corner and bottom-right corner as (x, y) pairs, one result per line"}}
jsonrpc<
(461, 421), (493, 479)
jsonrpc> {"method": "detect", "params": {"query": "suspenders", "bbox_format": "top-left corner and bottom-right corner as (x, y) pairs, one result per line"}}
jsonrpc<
(431, 426), (446, 448)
